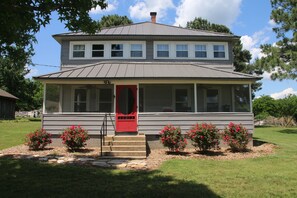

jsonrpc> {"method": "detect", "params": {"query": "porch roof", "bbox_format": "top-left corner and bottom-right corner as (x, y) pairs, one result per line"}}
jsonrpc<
(34, 62), (261, 81)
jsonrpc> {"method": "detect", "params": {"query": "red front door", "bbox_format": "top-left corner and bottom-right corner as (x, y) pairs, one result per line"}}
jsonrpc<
(116, 85), (137, 132)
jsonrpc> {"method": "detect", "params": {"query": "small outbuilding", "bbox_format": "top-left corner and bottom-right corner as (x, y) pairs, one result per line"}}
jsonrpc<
(0, 88), (18, 119)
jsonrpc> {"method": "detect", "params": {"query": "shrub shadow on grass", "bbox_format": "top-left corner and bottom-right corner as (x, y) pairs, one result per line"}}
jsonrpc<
(165, 151), (191, 156)
(193, 150), (225, 156)
(253, 137), (269, 147)
(0, 157), (221, 198)
(278, 128), (297, 134)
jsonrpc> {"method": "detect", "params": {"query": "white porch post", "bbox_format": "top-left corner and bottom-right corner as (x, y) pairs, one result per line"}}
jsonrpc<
(194, 83), (197, 112)
(249, 83), (253, 113)
(43, 83), (46, 114)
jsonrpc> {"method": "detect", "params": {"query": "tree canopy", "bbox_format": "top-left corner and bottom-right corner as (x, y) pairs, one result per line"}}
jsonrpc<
(186, 17), (262, 97)
(97, 15), (133, 28)
(0, 0), (107, 110)
(256, 0), (297, 80)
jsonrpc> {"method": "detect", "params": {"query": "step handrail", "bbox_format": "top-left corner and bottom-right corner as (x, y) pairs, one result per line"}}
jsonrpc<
(100, 113), (108, 156)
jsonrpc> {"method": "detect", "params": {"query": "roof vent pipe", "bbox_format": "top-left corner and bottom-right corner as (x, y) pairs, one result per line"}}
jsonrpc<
(150, 12), (157, 23)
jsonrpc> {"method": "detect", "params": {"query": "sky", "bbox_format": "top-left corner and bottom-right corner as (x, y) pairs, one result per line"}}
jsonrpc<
(28, 0), (297, 99)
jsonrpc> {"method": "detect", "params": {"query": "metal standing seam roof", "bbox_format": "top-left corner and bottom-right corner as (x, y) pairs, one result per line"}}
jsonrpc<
(35, 62), (260, 81)
(53, 22), (238, 39)
(0, 89), (18, 99)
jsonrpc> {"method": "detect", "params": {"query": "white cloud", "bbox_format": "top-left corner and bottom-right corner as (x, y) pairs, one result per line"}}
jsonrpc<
(89, 0), (118, 14)
(129, 0), (175, 21)
(240, 29), (271, 62)
(268, 19), (276, 26)
(270, 88), (297, 99)
(174, 0), (242, 27)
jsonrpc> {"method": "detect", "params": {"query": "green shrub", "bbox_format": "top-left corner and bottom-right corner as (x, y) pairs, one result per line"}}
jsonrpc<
(25, 129), (52, 150)
(222, 122), (250, 152)
(160, 125), (187, 152)
(187, 123), (220, 151)
(60, 125), (89, 151)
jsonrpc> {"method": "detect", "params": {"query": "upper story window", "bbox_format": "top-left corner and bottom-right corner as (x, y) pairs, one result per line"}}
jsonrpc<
(195, 45), (207, 58)
(73, 44), (85, 58)
(130, 44), (143, 57)
(176, 44), (188, 57)
(213, 45), (225, 58)
(92, 44), (104, 58)
(157, 44), (169, 57)
(111, 44), (123, 57)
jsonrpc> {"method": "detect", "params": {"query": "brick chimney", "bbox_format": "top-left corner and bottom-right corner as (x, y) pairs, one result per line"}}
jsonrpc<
(150, 12), (157, 23)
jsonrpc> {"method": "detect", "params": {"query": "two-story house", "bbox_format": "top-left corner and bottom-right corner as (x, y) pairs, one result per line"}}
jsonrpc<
(36, 12), (259, 157)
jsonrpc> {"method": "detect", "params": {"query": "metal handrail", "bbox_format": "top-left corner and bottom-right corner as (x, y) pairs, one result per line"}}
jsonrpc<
(100, 113), (108, 156)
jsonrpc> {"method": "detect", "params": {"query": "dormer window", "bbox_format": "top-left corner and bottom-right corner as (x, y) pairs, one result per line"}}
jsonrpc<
(157, 44), (169, 57)
(213, 45), (225, 58)
(92, 44), (104, 57)
(131, 44), (143, 57)
(195, 45), (207, 58)
(176, 44), (188, 57)
(111, 44), (123, 57)
(73, 44), (85, 58)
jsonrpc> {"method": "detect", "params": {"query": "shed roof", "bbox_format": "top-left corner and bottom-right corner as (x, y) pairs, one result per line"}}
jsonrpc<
(35, 62), (260, 81)
(0, 89), (18, 99)
(53, 22), (238, 42)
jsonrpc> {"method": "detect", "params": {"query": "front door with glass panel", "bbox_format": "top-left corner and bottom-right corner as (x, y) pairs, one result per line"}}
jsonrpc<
(116, 85), (137, 132)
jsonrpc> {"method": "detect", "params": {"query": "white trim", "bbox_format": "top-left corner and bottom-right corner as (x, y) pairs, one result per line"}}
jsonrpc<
(194, 83), (197, 112)
(43, 83), (46, 114)
(153, 41), (229, 60)
(69, 41), (146, 60)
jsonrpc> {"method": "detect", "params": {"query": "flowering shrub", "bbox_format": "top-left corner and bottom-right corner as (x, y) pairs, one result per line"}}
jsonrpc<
(187, 123), (220, 151)
(25, 129), (52, 150)
(160, 125), (187, 152)
(222, 122), (250, 152)
(60, 125), (89, 151)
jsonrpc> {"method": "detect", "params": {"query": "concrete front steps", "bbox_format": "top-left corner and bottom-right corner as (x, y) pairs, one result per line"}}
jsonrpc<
(100, 134), (146, 159)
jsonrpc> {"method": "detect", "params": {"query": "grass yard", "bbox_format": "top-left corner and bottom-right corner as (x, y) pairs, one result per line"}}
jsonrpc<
(0, 119), (41, 150)
(0, 123), (297, 197)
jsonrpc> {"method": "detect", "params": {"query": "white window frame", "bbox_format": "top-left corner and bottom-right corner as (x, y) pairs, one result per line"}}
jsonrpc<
(176, 44), (188, 58)
(213, 44), (226, 59)
(154, 41), (229, 60)
(130, 44), (144, 58)
(156, 43), (170, 58)
(91, 43), (105, 58)
(195, 44), (208, 59)
(69, 41), (146, 60)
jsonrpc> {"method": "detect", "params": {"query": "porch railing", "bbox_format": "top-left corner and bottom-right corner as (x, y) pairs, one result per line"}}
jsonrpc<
(100, 113), (115, 156)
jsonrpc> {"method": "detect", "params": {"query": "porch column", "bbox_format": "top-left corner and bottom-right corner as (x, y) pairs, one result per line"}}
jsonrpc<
(194, 83), (197, 112)
(43, 83), (46, 114)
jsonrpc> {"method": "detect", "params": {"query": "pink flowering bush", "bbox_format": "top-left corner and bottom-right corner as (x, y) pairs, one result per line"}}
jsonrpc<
(25, 129), (52, 150)
(160, 125), (187, 152)
(187, 123), (220, 152)
(222, 122), (250, 152)
(60, 125), (89, 151)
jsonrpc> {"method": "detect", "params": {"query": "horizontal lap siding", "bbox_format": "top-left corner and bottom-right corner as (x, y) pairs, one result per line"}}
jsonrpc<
(43, 114), (115, 135)
(138, 113), (254, 134)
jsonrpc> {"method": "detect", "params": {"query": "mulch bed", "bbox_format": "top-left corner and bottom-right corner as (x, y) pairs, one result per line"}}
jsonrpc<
(0, 143), (276, 170)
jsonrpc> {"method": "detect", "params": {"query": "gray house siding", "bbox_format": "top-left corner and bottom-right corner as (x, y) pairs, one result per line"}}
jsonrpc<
(138, 112), (254, 134)
(42, 112), (253, 136)
(42, 114), (115, 135)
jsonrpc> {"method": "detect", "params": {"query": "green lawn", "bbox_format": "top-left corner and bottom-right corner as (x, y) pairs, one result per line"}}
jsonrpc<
(0, 123), (297, 197)
(0, 119), (41, 150)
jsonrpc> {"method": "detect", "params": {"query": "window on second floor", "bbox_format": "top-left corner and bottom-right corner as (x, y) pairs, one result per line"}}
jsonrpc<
(213, 45), (225, 58)
(157, 44), (169, 57)
(73, 44), (85, 58)
(130, 44), (143, 57)
(195, 45), (207, 58)
(111, 44), (123, 57)
(176, 44), (188, 57)
(92, 44), (104, 58)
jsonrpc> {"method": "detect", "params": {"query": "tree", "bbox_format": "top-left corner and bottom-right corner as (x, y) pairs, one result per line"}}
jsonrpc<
(0, 0), (107, 110)
(256, 0), (297, 80)
(253, 96), (278, 119)
(276, 95), (297, 126)
(98, 15), (133, 28)
(186, 17), (262, 97)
